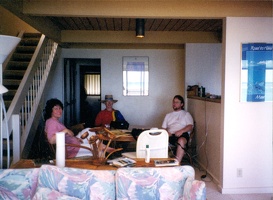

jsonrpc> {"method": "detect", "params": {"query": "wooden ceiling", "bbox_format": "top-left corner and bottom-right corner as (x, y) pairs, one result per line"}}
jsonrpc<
(0, 0), (271, 48)
(49, 17), (222, 32)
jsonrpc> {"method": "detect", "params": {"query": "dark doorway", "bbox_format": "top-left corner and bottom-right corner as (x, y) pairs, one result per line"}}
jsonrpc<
(64, 58), (101, 127)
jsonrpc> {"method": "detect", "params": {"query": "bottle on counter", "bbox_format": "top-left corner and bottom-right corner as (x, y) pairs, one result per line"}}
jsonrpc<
(198, 86), (206, 97)
(145, 145), (150, 163)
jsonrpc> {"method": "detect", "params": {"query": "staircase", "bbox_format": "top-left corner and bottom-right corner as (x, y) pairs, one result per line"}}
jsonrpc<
(0, 32), (59, 168)
(3, 33), (42, 109)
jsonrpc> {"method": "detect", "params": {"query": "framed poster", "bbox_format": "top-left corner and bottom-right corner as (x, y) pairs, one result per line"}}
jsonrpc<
(122, 56), (149, 96)
(241, 43), (273, 102)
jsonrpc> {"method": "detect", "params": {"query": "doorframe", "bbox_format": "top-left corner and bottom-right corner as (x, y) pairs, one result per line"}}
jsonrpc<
(63, 58), (101, 127)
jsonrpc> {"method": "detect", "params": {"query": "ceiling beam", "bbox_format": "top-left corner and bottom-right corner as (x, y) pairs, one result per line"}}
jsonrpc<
(23, 1), (272, 18)
(62, 43), (185, 49)
(61, 30), (220, 44)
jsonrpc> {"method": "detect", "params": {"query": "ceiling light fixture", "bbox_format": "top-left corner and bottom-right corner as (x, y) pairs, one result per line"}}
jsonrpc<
(136, 19), (145, 38)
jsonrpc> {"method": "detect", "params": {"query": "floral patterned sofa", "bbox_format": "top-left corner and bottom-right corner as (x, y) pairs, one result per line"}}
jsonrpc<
(0, 165), (206, 200)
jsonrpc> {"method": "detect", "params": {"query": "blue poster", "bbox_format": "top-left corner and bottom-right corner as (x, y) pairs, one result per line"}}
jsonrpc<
(241, 43), (273, 102)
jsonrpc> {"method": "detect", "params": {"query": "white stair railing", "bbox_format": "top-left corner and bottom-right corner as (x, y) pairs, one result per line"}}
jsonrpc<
(5, 36), (58, 167)
(20, 40), (58, 150)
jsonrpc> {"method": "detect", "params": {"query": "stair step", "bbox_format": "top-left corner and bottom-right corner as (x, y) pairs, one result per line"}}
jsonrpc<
(7, 61), (29, 69)
(16, 46), (36, 53)
(12, 53), (33, 61)
(3, 79), (21, 86)
(3, 32), (42, 111)
(23, 33), (42, 38)
(3, 70), (25, 79)
(20, 38), (40, 46)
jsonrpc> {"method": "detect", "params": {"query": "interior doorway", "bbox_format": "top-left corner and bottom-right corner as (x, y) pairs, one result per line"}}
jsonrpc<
(64, 58), (101, 127)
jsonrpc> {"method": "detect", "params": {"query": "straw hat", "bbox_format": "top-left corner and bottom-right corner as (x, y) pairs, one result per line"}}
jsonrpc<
(100, 95), (118, 103)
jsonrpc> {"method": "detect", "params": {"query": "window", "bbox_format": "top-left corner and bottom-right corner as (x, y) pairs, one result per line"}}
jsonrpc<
(123, 56), (149, 96)
(84, 74), (101, 95)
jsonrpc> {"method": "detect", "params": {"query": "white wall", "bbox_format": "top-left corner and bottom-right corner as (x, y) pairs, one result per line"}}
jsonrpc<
(185, 43), (222, 96)
(222, 17), (273, 194)
(185, 43), (222, 186)
(45, 48), (185, 129)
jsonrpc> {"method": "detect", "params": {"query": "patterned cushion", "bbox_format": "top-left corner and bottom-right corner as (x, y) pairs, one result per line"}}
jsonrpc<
(33, 165), (116, 200)
(116, 165), (199, 200)
(183, 176), (206, 200)
(0, 164), (206, 200)
(0, 168), (39, 200)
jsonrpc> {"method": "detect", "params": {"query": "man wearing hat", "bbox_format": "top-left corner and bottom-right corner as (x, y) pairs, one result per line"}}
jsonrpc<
(95, 95), (126, 127)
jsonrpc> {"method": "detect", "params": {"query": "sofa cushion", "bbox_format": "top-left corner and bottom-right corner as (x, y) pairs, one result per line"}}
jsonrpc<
(115, 165), (195, 200)
(33, 165), (116, 200)
(183, 176), (206, 200)
(0, 168), (39, 200)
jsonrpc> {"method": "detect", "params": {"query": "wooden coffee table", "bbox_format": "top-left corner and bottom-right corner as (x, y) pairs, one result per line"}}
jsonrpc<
(10, 158), (167, 170)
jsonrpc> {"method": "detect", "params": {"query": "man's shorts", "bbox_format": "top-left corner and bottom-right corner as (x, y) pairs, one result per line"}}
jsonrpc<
(169, 132), (189, 146)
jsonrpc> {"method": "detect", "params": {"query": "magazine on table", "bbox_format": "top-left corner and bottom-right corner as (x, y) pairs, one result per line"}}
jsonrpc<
(33, 158), (54, 166)
(154, 159), (179, 167)
(107, 157), (136, 167)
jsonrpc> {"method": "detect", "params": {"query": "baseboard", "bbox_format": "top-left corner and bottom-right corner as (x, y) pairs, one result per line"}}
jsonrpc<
(195, 159), (273, 194)
(221, 187), (273, 194)
(194, 159), (221, 189)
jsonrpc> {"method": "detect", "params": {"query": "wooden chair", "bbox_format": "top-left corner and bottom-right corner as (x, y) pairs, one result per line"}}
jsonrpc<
(169, 125), (196, 165)
(182, 127), (196, 165)
(44, 131), (56, 158)
(70, 123), (85, 135)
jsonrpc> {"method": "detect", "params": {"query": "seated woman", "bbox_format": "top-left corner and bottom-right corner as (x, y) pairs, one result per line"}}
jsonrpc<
(44, 98), (113, 158)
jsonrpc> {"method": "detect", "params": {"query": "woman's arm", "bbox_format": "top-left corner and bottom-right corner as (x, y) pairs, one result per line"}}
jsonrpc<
(48, 128), (82, 144)
(48, 134), (56, 144)
(62, 128), (74, 137)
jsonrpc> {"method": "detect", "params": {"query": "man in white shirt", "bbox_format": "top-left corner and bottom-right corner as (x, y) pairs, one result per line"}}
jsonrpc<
(162, 95), (194, 164)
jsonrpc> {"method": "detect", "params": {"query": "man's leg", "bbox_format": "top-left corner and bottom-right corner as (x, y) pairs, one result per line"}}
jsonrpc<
(176, 137), (187, 163)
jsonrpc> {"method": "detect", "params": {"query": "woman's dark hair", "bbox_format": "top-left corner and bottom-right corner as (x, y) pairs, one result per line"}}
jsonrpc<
(173, 95), (184, 110)
(43, 98), (63, 121)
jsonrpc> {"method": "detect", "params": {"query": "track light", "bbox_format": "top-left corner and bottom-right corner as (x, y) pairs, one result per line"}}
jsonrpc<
(136, 19), (145, 38)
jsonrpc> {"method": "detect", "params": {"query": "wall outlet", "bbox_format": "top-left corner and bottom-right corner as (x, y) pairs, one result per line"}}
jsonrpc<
(237, 168), (243, 177)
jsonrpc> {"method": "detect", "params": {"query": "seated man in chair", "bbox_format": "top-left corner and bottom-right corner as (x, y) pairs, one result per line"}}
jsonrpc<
(162, 95), (194, 164)
(95, 95), (129, 152)
(95, 94), (128, 128)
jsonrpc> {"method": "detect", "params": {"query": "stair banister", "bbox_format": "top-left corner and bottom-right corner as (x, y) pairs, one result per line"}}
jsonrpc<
(5, 34), (58, 166)
(6, 35), (47, 156)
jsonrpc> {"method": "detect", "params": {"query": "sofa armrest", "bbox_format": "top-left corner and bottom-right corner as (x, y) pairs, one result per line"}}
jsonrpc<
(0, 168), (39, 199)
(183, 176), (206, 200)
